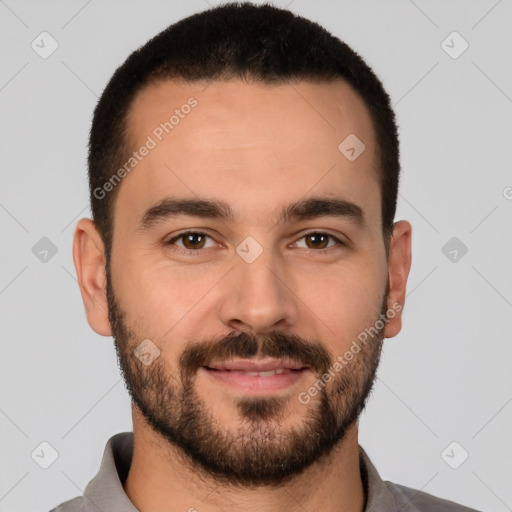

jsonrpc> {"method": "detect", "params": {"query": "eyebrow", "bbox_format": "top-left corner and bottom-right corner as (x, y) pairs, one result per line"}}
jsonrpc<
(137, 196), (367, 232)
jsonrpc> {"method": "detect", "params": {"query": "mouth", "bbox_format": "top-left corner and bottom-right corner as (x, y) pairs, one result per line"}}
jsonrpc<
(201, 358), (309, 393)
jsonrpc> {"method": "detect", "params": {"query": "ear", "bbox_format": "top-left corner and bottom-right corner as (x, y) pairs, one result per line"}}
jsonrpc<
(72, 218), (112, 336)
(384, 220), (412, 339)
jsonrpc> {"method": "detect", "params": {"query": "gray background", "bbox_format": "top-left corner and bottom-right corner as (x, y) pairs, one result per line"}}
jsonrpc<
(1, 0), (511, 511)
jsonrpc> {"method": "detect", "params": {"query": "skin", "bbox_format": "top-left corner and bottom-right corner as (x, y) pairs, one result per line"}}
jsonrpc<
(73, 78), (412, 512)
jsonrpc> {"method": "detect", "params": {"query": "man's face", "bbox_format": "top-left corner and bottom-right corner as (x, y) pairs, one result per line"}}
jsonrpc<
(105, 79), (392, 486)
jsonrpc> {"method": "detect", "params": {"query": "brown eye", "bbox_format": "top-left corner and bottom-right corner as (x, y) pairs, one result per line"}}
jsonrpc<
(167, 231), (215, 252)
(293, 232), (344, 252)
(305, 233), (330, 249)
(181, 233), (206, 249)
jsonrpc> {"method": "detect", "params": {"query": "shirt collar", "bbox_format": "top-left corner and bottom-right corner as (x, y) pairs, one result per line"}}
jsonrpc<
(358, 444), (399, 511)
(83, 432), (138, 512)
(83, 432), (399, 512)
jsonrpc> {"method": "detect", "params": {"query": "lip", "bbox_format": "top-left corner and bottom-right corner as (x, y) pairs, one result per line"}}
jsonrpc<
(201, 358), (308, 394)
(205, 358), (307, 372)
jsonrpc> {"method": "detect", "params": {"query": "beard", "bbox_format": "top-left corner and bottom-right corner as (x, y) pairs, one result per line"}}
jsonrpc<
(106, 260), (389, 488)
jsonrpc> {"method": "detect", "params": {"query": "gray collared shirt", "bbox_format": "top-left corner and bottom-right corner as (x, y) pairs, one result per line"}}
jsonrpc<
(50, 432), (480, 512)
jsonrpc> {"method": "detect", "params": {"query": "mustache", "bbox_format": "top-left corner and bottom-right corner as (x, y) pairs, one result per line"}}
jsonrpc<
(179, 331), (333, 380)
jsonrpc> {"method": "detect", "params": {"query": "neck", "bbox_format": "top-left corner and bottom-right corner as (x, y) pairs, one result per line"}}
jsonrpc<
(123, 411), (366, 512)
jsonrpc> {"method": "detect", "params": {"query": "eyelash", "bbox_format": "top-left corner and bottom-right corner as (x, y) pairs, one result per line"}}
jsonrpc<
(165, 230), (345, 256)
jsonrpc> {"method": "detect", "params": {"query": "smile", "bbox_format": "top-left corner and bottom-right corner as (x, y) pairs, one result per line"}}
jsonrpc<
(201, 358), (308, 393)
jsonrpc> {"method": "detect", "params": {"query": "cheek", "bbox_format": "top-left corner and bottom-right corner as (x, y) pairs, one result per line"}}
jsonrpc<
(112, 254), (224, 351)
(113, 248), (185, 313)
(303, 264), (384, 353)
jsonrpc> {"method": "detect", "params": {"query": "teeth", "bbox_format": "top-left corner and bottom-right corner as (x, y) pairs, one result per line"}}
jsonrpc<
(237, 369), (287, 377)
(258, 370), (277, 377)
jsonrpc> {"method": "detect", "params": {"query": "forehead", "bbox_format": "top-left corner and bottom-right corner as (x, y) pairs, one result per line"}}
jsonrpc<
(117, 78), (381, 232)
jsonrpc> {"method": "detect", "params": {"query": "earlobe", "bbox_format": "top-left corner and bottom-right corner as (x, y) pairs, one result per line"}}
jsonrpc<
(72, 218), (112, 336)
(384, 220), (412, 339)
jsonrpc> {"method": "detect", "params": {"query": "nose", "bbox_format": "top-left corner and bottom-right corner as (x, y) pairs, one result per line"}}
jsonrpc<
(217, 246), (300, 335)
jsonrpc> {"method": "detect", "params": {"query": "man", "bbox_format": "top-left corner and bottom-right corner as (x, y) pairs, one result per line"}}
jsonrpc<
(51, 2), (479, 511)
